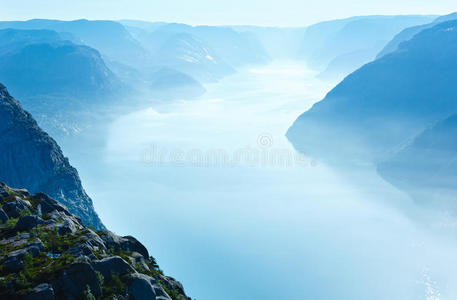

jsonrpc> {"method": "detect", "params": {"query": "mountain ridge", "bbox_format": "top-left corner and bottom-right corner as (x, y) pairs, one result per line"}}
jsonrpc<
(0, 83), (104, 229)
(287, 19), (457, 160)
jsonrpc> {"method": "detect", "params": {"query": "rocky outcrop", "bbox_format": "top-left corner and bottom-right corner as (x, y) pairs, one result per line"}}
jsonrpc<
(24, 283), (55, 300)
(128, 273), (172, 300)
(0, 183), (191, 300)
(0, 83), (104, 229)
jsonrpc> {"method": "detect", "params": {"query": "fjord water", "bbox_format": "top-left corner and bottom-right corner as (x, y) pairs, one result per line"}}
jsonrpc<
(69, 61), (457, 300)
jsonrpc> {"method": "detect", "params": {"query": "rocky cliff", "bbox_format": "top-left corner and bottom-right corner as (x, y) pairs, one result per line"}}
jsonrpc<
(0, 183), (190, 300)
(0, 83), (104, 229)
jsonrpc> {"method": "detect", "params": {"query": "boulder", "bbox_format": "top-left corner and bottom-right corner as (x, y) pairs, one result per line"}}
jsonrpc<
(45, 214), (81, 235)
(10, 188), (30, 198)
(122, 236), (149, 259)
(52, 262), (102, 298)
(2, 197), (31, 218)
(2, 248), (27, 272)
(57, 219), (78, 235)
(101, 232), (149, 258)
(67, 243), (94, 258)
(128, 273), (172, 300)
(130, 252), (150, 272)
(24, 283), (55, 300)
(80, 229), (106, 250)
(159, 275), (188, 297)
(15, 215), (45, 231)
(0, 208), (9, 223)
(26, 246), (41, 257)
(26, 239), (44, 250)
(33, 193), (71, 216)
(25, 239), (45, 256)
(0, 183), (9, 198)
(93, 256), (136, 281)
(1, 239), (45, 271)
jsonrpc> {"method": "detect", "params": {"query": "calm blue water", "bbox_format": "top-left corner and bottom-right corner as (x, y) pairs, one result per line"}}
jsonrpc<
(66, 61), (457, 300)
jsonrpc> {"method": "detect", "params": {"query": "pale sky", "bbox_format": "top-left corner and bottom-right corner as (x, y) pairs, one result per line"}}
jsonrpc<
(1, 0), (456, 26)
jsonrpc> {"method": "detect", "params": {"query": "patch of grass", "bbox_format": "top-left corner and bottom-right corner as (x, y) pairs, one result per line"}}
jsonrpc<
(5, 217), (19, 228)
(100, 273), (129, 300)
(32, 226), (82, 253)
(161, 284), (191, 300)
(112, 249), (133, 263)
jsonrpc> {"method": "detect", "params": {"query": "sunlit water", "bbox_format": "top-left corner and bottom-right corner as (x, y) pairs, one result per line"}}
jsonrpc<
(65, 61), (457, 300)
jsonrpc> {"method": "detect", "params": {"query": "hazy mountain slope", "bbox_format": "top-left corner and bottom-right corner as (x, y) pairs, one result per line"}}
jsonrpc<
(0, 83), (104, 229)
(189, 25), (270, 66)
(299, 15), (436, 75)
(0, 19), (148, 67)
(119, 19), (167, 32)
(132, 22), (269, 67)
(0, 39), (118, 99)
(377, 114), (457, 208)
(378, 113), (457, 189)
(0, 28), (63, 55)
(231, 26), (307, 59)
(377, 12), (457, 58)
(154, 33), (235, 82)
(287, 20), (457, 160)
(0, 28), (124, 137)
(148, 67), (206, 99)
(317, 49), (374, 81)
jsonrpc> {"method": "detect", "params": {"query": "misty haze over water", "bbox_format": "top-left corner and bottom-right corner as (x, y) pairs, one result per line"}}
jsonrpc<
(58, 61), (457, 300)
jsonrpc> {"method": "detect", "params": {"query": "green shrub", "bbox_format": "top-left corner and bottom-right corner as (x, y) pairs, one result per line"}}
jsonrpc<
(83, 285), (96, 300)
(101, 273), (128, 299)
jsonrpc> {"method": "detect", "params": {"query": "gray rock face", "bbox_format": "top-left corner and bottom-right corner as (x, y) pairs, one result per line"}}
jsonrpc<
(2, 248), (27, 272)
(0, 84), (104, 229)
(34, 192), (71, 216)
(25, 283), (55, 300)
(80, 229), (106, 250)
(57, 219), (78, 235)
(101, 231), (149, 258)
(0, 183), (8, 198)
(93, 256), (136, 281)
(52, 262), (102, 298)
(1, 239), (45, 272)
(15, 215), (45, 231)
(25, 239), (45, 256)
(67, 243), (96, 260)
(128, 273), (172, 300)
(159, 275), (187, 296)
(2, 196), (31, 218)
(0, 208), (8, 223)
(130, 251), (150, 272)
